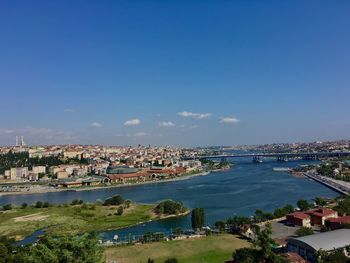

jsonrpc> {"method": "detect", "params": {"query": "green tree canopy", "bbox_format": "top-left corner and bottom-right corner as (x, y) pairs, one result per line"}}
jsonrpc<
(191, 208), (205, 230)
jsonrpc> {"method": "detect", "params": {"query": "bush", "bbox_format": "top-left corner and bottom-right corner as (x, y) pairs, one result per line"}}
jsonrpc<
(103, 195), (124, 206)
(296, 227), (314, 237)
(174, 227), (183, 236)
(116, 206), (124, 216)
(124, 199), (131, 208)
(35, 201), (43, 208)
(154, 200), (186, 215)
(21, 203), (28, 209)
(214, 221), (226, 232)
(43, 202), (50, 208)
(71, 199), (83, 205)
(2, 204), (12, 211)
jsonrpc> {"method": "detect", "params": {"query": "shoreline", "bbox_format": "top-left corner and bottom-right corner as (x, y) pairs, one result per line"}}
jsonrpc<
(0, 170), (215, 197)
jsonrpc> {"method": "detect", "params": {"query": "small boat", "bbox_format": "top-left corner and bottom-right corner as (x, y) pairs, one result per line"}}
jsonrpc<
(273, 167), (291, 172)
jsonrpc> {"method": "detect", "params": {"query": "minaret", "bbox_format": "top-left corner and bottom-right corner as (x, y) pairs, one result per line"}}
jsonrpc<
(16, 136), (19, 147)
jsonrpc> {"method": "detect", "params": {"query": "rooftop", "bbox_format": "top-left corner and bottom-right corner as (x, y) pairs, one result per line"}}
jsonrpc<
(288, 229), (350, 252)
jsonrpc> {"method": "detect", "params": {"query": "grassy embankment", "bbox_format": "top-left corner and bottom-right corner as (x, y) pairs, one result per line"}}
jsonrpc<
(105, 234), (250, 263)
(0, 202), (169, 240)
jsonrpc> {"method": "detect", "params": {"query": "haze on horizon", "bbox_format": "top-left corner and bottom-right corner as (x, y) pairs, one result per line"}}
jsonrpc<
(1, 1), (350, 147)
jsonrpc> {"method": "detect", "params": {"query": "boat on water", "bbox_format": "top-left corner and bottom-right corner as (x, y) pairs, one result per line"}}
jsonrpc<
(273, 167), (291, 172)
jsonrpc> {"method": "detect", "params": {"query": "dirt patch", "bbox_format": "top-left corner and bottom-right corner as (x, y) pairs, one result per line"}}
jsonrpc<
(14, 213), (49, 222)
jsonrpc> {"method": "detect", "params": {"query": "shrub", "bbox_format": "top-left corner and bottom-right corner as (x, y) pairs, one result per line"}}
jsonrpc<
(116, 206), (124, 216)
(21, 203), (28, 209)
(296, 227), (314, 237)
(71, 199), (83, 205)
(154, 200), (186, 215)
(103, 195), (124, 206)
(2, 204), (12, 211)
(35, 201), (43, 208)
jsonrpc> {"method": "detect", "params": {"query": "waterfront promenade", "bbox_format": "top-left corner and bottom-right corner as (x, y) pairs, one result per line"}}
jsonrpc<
(304, 172), (350, 195)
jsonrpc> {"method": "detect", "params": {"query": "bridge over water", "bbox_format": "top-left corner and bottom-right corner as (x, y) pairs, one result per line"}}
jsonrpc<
(184, 151), (350, 162)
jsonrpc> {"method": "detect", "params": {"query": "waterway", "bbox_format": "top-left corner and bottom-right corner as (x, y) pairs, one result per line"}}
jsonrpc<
(1, 158), (339, 241)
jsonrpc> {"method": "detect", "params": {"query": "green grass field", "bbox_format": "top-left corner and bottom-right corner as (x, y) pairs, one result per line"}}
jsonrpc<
(0, 203), (155, 239)
(105, 234), (250, 263)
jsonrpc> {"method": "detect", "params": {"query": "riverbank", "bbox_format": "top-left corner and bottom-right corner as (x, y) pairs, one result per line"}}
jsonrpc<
(0, 170), (212, 197)
(0, 201), (189, 240)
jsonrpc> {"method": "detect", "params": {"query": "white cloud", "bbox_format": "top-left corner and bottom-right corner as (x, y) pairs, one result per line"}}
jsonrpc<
(124, 119), (140, 126)
(220, 117), (240, 124)
(126, 132), (148, 137)
(178, 111), (211, 120)
(0, 126), (76, 144)
(0, 128), (15, 134)
(90, 122), (102, 128)
(159, 121), (175, 127)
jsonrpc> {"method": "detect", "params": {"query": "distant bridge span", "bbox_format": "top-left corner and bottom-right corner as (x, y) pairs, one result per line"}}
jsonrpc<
(184, 151), (350, 160)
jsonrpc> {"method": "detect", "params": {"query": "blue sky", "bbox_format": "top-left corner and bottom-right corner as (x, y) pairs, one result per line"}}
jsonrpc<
(0, 0), (350, 146)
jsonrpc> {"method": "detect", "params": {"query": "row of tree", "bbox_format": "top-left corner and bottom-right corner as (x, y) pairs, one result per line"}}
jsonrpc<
(0, 234), (103, 263)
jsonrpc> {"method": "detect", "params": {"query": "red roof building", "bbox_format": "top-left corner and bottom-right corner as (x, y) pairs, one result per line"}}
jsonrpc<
(107, 172), (149, 183)
(326, 216), (350, 230)
(306, 208), (338, 226)
(286, 212), (311, 227)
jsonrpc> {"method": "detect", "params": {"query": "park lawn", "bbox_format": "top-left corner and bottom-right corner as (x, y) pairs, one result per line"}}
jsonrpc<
(105, 234), (250, 263)
(0, 203), (155, 239)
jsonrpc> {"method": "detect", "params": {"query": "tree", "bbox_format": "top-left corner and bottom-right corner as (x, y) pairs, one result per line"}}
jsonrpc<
(154, 200), (186, 215)
(15, 233), (103, 263)
(226, 215), (251, 229)
(43, 202), (50, 208)
(296, 227), (314, 237)
(253, 224), (274, 260)
(283, 204), (295, 214)
(21, 203), (28, 209)
(232, 247), (258, 263)
(0, 237), (15, 263)
(335, 196), (350, 215)
(214, 221), (226, 232)
(297, 199), (311, 211)
(35, 201), (43, 208)
(191, 208), (205, 230)
(231, 224), (289, 263)
(174, 227), (183, 236)
(147, 258), (154, 263)
(316, 248), (349, 263)
(2, 204), (12, 211)
(103, 195), (124, 206)
(315, 197), (327, 207)
(116, 206), (124, 215)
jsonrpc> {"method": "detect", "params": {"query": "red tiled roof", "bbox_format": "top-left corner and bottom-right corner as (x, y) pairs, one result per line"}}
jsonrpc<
(282, 252), (308, 263)
(107, 172), (148, 179)
(327, 216), (350, 224)
(287, 211), (310, 220)
(307, 208), (337, 217)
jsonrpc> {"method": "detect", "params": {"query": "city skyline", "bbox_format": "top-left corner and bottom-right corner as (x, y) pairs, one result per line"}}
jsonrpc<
(1, 1), (350, 146)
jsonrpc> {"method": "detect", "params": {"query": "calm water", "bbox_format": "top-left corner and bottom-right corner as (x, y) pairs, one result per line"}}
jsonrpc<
(1, 158), (339, 240)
